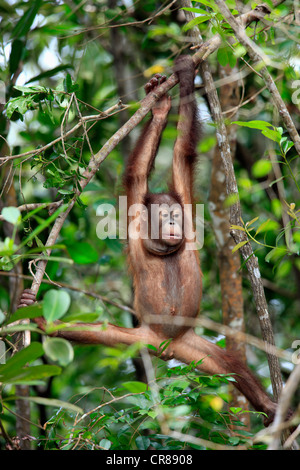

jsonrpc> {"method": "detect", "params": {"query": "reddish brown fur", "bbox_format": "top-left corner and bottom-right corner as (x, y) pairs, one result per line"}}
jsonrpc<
(123, 57), (202, 338)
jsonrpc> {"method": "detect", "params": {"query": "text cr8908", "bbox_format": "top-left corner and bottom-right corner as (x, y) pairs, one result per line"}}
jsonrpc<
(150, 455), (192, 465)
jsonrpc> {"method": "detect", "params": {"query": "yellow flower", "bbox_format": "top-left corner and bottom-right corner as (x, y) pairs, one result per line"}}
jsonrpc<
(144, 64), (165, 78)
(209, 396), (224, 411)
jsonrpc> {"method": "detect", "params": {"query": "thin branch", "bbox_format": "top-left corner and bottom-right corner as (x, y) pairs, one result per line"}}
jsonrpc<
(222, 74), (284, 116)
(268, 363), (300, 449)
(144, 314), (292, 362)
(253, 363), (300, 449)
(62, 0), (178, 38)
(0, 101), (127, 164)
(0, 202), (63, 221)
(0, 269), (292, 362)
(0, 270), (134, 315)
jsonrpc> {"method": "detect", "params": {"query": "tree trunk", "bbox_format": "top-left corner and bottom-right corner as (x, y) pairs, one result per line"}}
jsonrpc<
(209, 63), (249, 428)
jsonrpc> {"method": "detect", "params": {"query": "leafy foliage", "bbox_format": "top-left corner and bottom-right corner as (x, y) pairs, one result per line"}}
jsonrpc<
(37, 362), (262, 450)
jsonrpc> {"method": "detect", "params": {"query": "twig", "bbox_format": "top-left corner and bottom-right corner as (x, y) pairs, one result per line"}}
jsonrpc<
(0, 270), (134, 314)
(169, 430), (247, 450)
(73, 94), (95, 161)
(222, 74), (283, 116)
(0, 202), (63, 221)
(62, 0), (178, 38)
(267, 363), (300, 449)
(28, 204), (75, 297)
(0, 102), (127, 164)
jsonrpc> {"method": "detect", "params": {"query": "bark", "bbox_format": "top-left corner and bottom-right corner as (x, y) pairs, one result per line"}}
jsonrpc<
(209, 68), (249, 424)
(109, 0), (138, 157)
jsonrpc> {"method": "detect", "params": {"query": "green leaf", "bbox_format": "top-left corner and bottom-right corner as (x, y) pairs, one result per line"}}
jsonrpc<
(252, 160), (272, 178)
(61, 312), (100, 323)
(271, 198), (282, 218)
(0, 364), (61, 384)
(228, 436), (240, 446)
(135, 435), (150, 450)
(181, 7), (208, 14)
(9, 39), (24, 75)
(99, 439), (112, 450)
(6, 95), (33, 118)
(43, 289), (71, 322)
(14, 85), (46, 94)
(63, 73), (73, 93)
(246, 217), (259, 227)
(281, 140), (294, 154)
(0, 323), (41, 335)
(12, 0), (42, 38)
(0, 237), (15, 257)
(0, 342), (44, 377)
(217, 47), (229, 67)
(233, 120), (273, 130)
(228, 49), (237, 68)
(0, 340), (5, 364)
(255, 219), (271, 236)
(1, 207), (21, 225)
(195, 0), (218, 12)
(265, 247), (286, 263)
(122, 381), (148, 393)
(26, 64), (74, 84)
(0, 312), (5, 326)
(15, 396), (83, 414)
(232, 240), (248, 253)
(146, 344), (158, 352)
(0, 343), (61, 384)
(43, 337), (74, 366)
(230, 407), (243, 414)
(19, 204), (67, 250)
(66, 242), (99, 264)
(230, 225), (245, 231)
(276, 260), (292, 279)
(261, 128), (281, 143)
(183, 15), (210, 31)
(8, 304), (43, 324)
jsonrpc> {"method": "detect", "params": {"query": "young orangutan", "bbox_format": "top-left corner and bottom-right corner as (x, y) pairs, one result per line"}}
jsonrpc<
(18, 56), (282, 426)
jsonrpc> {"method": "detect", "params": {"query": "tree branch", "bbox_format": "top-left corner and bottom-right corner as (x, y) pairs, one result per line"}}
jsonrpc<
(267, 363), (300, 449)
(253, 363), (300, 449)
